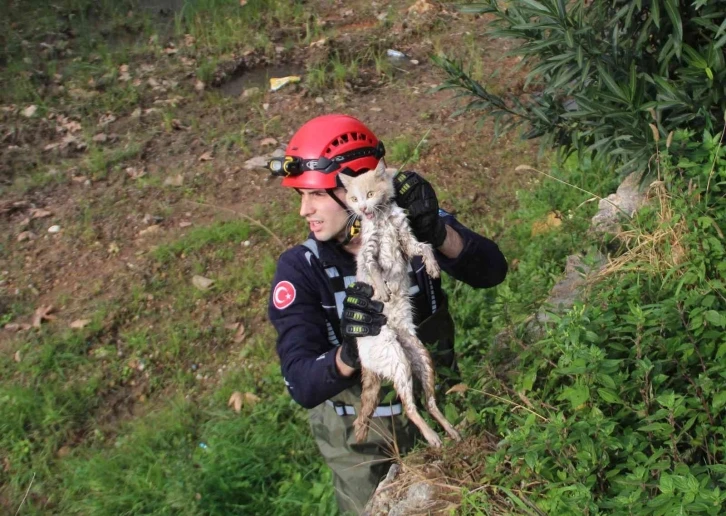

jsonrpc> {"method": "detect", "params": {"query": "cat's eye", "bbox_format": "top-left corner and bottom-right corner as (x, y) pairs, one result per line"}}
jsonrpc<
(350, 196), (357, 202)
(367, 191), (374, 199)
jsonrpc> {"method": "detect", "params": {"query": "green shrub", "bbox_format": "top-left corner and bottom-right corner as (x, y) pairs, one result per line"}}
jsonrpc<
(459, 130), (726, 514)
(436, 0), (726, 174)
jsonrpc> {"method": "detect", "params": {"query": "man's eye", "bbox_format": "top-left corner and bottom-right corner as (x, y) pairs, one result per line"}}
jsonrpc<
(367, 192), (374, 198)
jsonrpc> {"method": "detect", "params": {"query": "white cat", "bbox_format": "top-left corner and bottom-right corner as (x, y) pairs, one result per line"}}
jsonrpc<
(339, 161), (461, 448)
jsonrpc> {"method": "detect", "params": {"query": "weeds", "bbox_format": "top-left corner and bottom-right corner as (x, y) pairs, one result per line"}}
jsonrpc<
(439, 130), (726, 514)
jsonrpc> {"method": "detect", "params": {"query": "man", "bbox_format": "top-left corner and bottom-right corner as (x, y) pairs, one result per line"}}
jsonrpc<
(267, 114), (507, 514)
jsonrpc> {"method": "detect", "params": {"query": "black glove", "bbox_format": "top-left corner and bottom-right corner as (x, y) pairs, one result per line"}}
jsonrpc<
(338, 282), (387, 369)
(393, 171), (448, 248)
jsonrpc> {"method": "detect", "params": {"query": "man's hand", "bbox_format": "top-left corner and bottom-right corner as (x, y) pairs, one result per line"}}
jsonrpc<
(393, 171), (448, 248)
(337, 282), (387, 370)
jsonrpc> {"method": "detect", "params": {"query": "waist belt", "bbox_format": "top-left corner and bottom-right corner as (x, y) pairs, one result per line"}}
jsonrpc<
(326, 400), (403, 418)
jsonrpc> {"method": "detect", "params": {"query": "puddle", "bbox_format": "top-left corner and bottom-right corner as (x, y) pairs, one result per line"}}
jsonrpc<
(218, 64), (306, 97)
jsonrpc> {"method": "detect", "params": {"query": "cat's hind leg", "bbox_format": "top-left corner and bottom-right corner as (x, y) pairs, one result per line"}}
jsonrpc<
(393, 371), (442, 448)
(354, 367), (382, 443)
(397, 331), (461, 442)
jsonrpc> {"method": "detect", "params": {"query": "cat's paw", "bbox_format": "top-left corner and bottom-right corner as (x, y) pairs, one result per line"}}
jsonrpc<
(354, 418), (370, 443)
(424, 259), (440, 279)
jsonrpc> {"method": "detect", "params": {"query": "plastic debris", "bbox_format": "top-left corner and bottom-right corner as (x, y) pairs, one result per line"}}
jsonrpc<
(386, 49), (408, 60)
(269, 76), (301, 92)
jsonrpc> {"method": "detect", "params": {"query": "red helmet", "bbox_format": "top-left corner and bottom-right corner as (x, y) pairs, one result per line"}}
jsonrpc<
(268, 114), (385, 189)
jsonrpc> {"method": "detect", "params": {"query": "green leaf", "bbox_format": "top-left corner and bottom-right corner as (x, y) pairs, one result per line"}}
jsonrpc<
(598, 65), (628, 102)
(597, 388), (623, 405)
(704, 310), (726, 328)
(651, 0), (661, 28)
(713, 391), (726, 410)
(660, 473), (674, 494)
(558, 385), (590, 408)
(453, 3), (491, 14)
(638, 422), (672, 433)
(663, 0), (683, 44)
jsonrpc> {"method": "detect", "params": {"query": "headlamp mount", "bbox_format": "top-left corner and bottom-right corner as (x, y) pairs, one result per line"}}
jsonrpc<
(267, 141), (385, 177)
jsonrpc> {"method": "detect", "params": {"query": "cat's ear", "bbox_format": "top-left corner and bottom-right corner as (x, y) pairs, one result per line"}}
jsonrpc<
(373, 159), (389, 179)
(338, 172), (352, 189)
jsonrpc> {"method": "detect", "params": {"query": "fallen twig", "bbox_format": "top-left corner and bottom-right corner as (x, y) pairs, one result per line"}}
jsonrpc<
(15, 472), (35, 516)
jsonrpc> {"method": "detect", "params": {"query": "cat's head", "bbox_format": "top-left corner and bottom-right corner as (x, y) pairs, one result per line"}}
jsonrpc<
(338, 160), (395, 220)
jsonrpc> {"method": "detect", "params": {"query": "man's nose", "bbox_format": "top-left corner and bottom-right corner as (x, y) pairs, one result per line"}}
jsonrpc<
(300, 195), (313, 217)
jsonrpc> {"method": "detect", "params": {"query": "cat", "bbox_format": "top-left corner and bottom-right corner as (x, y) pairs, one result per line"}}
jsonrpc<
(338, 160), (461, 448)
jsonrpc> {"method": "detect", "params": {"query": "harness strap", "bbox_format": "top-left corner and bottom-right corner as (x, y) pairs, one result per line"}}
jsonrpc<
(326, 400), (403, 418)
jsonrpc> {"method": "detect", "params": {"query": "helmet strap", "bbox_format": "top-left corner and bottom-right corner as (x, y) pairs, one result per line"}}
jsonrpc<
(326, 188), (348, 211)
(326, 189), (360, 245)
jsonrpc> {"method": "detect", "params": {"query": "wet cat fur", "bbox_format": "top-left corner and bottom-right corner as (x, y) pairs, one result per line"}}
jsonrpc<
(338, 162), (460, 448)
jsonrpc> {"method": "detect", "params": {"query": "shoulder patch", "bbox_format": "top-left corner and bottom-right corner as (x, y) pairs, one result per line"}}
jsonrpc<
(273, 280), (296, 310)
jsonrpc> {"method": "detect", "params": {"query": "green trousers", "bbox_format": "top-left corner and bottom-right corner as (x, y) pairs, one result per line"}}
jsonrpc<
(309, 305), (457, 515)
(309, 385), (419, 515)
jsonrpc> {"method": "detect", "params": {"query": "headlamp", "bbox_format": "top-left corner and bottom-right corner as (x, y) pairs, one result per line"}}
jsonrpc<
(267, 156), (301, 177)
(267, 141), (386, 178)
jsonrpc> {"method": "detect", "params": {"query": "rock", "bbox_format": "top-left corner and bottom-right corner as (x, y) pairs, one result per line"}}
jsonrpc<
(138, 224), (160, 237)
(22, 105), (38, 118)
(315, 96), (324, 104)
(192, 275), (214, 291)
(259, 137), (278, 147)
(242, 87), (261, 98)
(591, 171), (649, 234)
(17, 231), (36, 242)
(521, 252), (606, 344)
(243, 155), (271, 170)
(390, 482), (437, 515)
(92, 133), (108, 143)
(408, 0), (434, 14)
(406, 482), (436, 504)
(364, 464), (400, 515)
(163, 174), (184, 186)
(142, 214), (164, 225)
(48, 225), (61, 234)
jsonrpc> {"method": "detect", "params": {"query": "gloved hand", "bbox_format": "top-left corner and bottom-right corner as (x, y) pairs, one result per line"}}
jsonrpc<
(338, 282), (387, 369)
(393, 171), (448, 248)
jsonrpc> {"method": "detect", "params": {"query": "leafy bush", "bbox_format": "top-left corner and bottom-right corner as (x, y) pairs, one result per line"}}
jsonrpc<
(436, 0), (726, 174)
(459, 129), (726, 514)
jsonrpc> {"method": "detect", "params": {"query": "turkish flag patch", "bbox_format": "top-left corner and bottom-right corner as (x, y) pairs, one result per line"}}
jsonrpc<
(273, 280), (296, 310)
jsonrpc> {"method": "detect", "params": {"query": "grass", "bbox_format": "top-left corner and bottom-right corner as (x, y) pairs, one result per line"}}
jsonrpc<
(152, 220), (252, 263)
(0, 213), (331, 512)
(386, 133), (427, 167)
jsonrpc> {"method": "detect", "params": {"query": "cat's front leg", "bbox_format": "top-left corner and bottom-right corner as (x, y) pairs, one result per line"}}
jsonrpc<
(367, 267), (391, 302)
(419, 243), (440, 279)
(397, 222), (440, 279)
